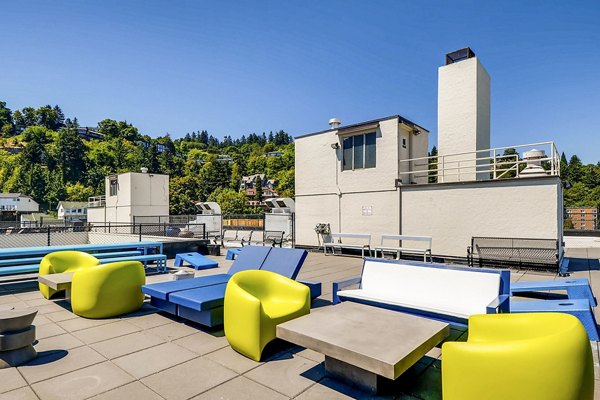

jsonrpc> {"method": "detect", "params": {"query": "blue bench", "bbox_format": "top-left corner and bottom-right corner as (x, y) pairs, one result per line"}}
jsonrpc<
(510, 278), (597, 307)
(510, 298), (599, 341)
(142, 246), (322, 327)
(174, 252), (218, 270)
(0, 242), (164, 276)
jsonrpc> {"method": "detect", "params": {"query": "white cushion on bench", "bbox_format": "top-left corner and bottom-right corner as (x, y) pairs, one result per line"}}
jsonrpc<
(338, 260), (501, 318)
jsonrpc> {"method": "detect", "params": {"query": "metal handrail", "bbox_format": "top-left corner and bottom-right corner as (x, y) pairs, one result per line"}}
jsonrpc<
(399, 141), (560, 184)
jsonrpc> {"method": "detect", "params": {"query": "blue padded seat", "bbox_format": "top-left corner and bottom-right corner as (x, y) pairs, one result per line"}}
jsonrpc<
(141, 246), (313, 327)
(260, 247), (307, 280)
(142, 274), (230, 300)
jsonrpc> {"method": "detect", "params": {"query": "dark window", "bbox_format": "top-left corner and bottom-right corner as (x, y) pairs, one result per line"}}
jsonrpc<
(342, 137), (353, 171)
(342, 132), (376, 171)
(109, 179), (118, 196)
(365, 133), (376, 168)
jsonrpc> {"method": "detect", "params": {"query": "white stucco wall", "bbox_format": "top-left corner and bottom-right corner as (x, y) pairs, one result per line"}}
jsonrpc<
(87, 172), (169, 224)
(295, 117), (429, 248)
(400, 177), (562, 257)
(438, 57), (490, 181)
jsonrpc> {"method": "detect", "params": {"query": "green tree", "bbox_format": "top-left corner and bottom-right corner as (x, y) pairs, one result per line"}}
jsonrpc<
(56, 127), (86, 182)
(254, 175), (264, 203)
(66, 182), (95, 201)
(0, 101), (14, 136)
(208, 187), (249, 214)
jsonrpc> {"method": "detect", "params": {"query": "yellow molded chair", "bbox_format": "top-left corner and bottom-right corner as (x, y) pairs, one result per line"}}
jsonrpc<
(224, 270), (310, 361)
(71, 261), (145, 319)
(442, 313), (594, 400)
(39, 251), (100, 299)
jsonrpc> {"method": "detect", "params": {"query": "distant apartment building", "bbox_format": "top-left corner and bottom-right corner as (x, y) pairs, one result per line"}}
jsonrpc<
(57, 201), (88, 221)
(565, 207), (598, 230)
(240, 174), (278, 206)
(0, 193), (39, 213)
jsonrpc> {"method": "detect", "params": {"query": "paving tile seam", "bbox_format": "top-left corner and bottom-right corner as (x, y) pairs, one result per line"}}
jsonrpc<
(134, 353), (203, 380)
(77, 360), (161, 400)
(242, 373), (294, 399)
(20, 348), (108, 385)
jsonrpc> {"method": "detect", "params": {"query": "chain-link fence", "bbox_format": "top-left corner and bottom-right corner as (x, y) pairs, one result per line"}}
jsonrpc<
(0, 223), (207, 249)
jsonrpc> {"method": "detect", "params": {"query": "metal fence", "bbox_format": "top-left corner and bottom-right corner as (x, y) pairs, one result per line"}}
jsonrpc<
(134, 213), (296, 246)
(0, 223), (207, 249)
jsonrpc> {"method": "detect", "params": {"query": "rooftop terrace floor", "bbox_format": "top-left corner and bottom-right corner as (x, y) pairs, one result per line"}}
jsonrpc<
(1, 246), (600, 399)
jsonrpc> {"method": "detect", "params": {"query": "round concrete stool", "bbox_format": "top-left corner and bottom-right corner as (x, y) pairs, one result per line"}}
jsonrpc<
(0, 306), (37, 368)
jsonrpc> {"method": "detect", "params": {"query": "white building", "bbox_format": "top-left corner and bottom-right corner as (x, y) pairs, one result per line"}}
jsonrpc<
(87, 170), (170, 225)
(0, 193), (39, 213)
(294, 48), (563, 259)
(57, 201), (88, 221)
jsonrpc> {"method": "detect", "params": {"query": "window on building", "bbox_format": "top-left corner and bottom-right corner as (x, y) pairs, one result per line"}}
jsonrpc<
(342, 132), (376, 171)
(109, 179), (118, 196)
(402, 138), (407, 148)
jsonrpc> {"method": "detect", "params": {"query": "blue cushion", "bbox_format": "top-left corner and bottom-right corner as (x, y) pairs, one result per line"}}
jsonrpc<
(141, 274), (230, 300)
(227, 246), (272, 275)
(168, 283), (228, 311)
(260, 247), (308, 279)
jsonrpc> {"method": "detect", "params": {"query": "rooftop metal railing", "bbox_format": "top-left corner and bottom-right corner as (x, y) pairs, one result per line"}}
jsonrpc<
(398, 141), (560, 184)
(87, 195), (106, 208)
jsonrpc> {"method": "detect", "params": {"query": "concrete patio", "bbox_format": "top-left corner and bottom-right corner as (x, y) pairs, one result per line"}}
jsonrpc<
(0, 245), (599, 400)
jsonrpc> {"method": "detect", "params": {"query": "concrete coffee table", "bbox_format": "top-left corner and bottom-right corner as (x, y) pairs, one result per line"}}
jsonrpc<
(276, 302), (449, 394)
(38, 272), (74, 301)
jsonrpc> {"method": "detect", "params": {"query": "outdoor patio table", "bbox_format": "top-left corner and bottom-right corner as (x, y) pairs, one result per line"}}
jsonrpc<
(276, 301), (449, 394)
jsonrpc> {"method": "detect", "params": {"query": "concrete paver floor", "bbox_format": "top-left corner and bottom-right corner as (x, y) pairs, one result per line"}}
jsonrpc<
(0, 248), (598, 400)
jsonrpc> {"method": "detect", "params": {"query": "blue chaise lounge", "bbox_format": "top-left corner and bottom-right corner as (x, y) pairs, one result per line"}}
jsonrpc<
(142, 246), (320, 327)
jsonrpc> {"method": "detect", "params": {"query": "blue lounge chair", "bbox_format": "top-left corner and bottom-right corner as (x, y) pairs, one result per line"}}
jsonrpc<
(141, 246), (320, 327)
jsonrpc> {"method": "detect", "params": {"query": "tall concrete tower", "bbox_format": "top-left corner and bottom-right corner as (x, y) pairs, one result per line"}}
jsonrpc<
(437, 48), (490, 181)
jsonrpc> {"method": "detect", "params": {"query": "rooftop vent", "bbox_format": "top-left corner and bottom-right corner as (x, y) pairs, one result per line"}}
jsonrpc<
(445, 48), (476, 65)
(329, 118), (341, 129)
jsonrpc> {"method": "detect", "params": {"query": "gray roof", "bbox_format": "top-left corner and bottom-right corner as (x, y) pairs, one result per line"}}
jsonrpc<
(57, 201), (88, 210)
(0, 193), (30, 199)
(295, 115), (428, 139)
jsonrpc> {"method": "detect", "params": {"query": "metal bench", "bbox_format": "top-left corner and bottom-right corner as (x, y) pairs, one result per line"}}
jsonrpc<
(374, 235), (432, 262)
(257, 230), (285, 247)
(468, 237), (563, 274)
(324, 233), (372, 258)
(216, 229), (254, 247)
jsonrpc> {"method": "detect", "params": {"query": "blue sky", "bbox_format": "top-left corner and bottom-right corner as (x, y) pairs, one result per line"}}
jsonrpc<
(1, 1), (599, 162)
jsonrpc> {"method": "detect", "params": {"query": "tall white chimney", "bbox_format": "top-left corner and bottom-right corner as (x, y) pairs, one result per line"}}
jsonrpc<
(437, 48), (490, 181)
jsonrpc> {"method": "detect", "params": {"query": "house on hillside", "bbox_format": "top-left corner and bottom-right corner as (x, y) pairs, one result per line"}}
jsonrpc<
(0, 193), (39, 213)
(57, 201), (88, 222)
(240, 174), (278, 206)
(76, 127), (104, 141)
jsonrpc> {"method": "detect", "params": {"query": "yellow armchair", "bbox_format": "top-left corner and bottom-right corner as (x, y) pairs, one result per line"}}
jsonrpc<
(39, 251), (100, 299)
(224, 270), (310, 361)
(442, 313), (594, 400)
(71, 261), (145, 319)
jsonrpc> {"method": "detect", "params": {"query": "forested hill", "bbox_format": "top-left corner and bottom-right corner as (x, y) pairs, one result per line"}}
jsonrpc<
(0, 101), (598, 215)
(0, 101), (294, 215)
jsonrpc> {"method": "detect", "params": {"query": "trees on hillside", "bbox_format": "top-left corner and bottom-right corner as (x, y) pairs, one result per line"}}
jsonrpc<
(0, 100), (296, 214)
